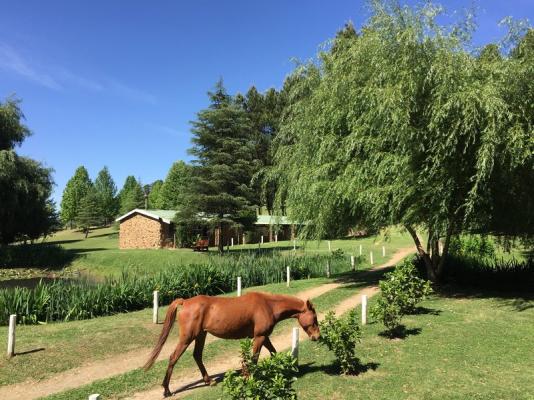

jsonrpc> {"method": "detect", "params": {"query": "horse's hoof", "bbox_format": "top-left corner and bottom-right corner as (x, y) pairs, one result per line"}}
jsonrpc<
(163, 390), (172, 398)
(208, 379), (218, 387)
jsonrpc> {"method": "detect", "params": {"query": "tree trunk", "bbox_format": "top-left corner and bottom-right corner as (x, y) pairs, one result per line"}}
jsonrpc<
(217, 222), (224, 254)
(405, 225), (437, 282)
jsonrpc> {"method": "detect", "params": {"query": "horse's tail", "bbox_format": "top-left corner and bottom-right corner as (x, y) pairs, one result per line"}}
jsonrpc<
(144, 298), (184, 370)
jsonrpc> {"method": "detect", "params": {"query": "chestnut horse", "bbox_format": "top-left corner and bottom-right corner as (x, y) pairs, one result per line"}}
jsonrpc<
(144, 291), (320, 397)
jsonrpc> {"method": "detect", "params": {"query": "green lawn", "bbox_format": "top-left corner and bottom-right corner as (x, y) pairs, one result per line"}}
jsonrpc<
(183, 289), (534, 400)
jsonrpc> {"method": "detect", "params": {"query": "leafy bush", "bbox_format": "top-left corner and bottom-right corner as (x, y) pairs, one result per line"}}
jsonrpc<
(371, 259), (433, 334)
(0, 243), (75, 269)
(0, 253), (350, 325)
(330, 248), (345, 259)
(319, 310), (362, 374)
(222, 339), (298, 400)
(449, 235), (496, 259)
(440, 254), (534, 290)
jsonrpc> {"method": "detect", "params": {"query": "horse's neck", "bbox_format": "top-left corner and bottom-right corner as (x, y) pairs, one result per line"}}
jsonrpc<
(268, 295), (304, 323)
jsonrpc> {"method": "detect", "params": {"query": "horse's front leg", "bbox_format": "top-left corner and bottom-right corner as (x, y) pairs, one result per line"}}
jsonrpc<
(252, 335), (266, 364)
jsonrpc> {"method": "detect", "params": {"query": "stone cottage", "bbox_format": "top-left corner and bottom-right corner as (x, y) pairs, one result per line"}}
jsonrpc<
(115, 209), (177, 249)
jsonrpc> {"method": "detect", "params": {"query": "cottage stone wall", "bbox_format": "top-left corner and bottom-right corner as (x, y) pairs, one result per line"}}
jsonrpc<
(119, 214), (164, 249)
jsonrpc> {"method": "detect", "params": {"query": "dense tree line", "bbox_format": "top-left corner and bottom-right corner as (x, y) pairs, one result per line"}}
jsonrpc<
(0, 98), (59, 245)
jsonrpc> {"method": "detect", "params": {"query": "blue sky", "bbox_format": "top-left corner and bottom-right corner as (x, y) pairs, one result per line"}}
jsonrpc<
(1, 0), (532, 206)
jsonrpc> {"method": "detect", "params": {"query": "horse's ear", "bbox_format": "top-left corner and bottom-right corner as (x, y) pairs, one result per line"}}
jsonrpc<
(306, 299), (315, 311)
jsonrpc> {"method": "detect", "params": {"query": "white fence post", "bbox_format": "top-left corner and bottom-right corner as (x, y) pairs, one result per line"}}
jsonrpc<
(286, 266), (290, 287)
(291, 327), (299, 361)
(275, 234), (278, 242)
(370, 251), (374, 265)
(382, 246), (386, 257)
(7, 314), (16, 358)
(293, 239), (296, 251)
(326, 261), (330, 278)
(153, 291), (159, 324)
(359, 244), (362, 256)
(89, 395), (101, 400)
(261, 235), (264, 244)
(231, 237), (234, 247)
(350, 255), (355, 271)
(361, 295), (367, 325)
(328, 240), (331, 251)
(237, 276), (242, 297)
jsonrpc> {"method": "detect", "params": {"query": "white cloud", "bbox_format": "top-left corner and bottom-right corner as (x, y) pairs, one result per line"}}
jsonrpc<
(0, 42), (157, 105)
(0, 43), (62, 90)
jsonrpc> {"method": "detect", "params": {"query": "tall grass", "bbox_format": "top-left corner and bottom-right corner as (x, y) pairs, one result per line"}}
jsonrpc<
(0, 253), (351, 325)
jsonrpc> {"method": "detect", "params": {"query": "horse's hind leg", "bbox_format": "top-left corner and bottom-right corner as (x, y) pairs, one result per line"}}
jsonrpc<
(264, 336), (277, 355)
(162, 340), (191, 397)
(193, 331), (214, 386)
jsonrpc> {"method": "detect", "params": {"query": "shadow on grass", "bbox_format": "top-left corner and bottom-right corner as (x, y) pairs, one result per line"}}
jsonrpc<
(170, 371), (227, 396)
(15, 347), (45, 356)
(332, 266), (394, 289)
(297, 360), (380, 377)
(410, 306), (442, 316)
(436, 284), (534, 312)
(224, 246), (301, 256)
(378, 325), (422, 339)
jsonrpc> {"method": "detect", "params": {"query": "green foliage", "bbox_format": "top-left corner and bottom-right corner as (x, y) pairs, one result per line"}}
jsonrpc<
(0, 97), (31, 150)
(266, 0), (533, 281)
(319, 310), (362, 374)
(0, 98), (58, 244)
(441, 254), (534, 291)
(94, 166), (118, 224)
(0, 253), (350, 325)
(147, 180), (164, 209)
(330, 248), (345, 259)
(160, 161), (193, 209)
(118, 176), (144, 214)
(372, 259), (433, 334)
(0, 243), (74, 269)
(75, 188), (103, 238)
(222, 339), (298, 400)
(60, 166), (92, 227)
(449, 235), (496, 260)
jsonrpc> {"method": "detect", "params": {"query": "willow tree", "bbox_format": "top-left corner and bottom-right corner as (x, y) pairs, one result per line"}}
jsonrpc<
(268, 1), (533, 282)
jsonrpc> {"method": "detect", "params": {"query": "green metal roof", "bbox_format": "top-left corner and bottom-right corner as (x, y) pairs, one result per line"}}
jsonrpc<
(255, 215), (295, 225)
(146, 209), (177, 221)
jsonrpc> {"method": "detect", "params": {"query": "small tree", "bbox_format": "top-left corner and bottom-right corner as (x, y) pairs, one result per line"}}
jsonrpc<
(160, 161), (193, 209)
(76, 189), (102, 238)
(222, 339), (298, 400)
(148, 180), (164, 209)
(371, 259), (433, 336)
(319, 310), (362, 374)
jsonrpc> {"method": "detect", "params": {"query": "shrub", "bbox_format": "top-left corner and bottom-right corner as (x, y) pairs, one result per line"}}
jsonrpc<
(319, 310), (362, 374)
(222, 339), (298, 400)
(371, 259), (433, 334)
(440, 254), (534, 290)
(449, 235), (496, 259)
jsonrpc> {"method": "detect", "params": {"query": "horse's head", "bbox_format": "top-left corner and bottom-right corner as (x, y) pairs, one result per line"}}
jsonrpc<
(298, 299), (320, 341)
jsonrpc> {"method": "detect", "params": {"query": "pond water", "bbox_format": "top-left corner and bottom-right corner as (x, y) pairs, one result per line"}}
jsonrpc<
(0, 277), (78, 289)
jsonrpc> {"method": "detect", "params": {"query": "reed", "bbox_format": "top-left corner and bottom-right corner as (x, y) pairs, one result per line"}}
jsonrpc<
(0, 253), (349, 325)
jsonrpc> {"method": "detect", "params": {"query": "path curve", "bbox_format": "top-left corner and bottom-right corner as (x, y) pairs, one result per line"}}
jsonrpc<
(1, 246), (415, 400)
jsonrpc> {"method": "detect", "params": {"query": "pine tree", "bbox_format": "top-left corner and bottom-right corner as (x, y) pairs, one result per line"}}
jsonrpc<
(118, 176), (144, 214)
(76, 188), (102, 238)
(180, 80), (258, 253)
(60, 166), (92, 228)
(160, 161), (193, 209)
(94, 166), (118, 225)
